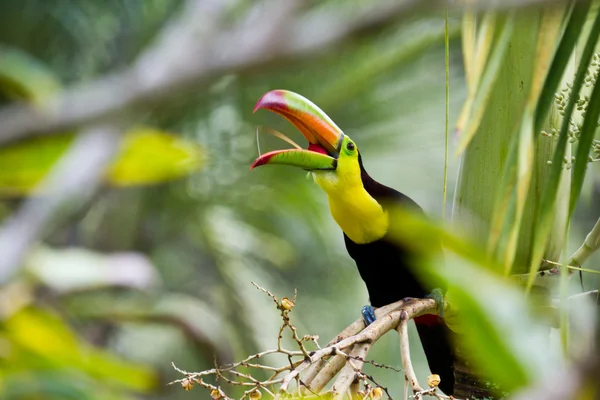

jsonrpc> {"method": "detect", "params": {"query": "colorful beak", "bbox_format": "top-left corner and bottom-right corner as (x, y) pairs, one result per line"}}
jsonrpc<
(250, 90), (344, 171)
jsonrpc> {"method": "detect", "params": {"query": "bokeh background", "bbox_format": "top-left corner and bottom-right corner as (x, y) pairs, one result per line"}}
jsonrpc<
(0, 1), (599, 399)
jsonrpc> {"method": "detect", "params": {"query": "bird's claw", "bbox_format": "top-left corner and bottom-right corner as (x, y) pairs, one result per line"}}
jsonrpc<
(361, 305), (376, 326)
(426, 288), (445, 318)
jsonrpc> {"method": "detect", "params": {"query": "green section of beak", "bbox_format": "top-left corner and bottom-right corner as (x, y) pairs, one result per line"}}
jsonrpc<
(250, 149), (336, 171)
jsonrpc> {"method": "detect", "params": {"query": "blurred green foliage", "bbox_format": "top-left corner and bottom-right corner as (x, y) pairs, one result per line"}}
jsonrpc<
(0, 1), (599, 399)
(0, 128), (205, 196)
(0, 44), (205, 196)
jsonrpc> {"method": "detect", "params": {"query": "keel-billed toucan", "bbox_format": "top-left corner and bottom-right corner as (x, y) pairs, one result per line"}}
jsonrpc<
(250, 90), (455, 395)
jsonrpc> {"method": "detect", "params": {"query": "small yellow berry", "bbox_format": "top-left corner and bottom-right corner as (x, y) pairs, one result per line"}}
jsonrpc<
(281, 297), (295, 311)
(371, 387), (383, 400)
(181, 378), (194, 391)
(249, 389), (262, 400)
(210, 388), (222, 399)
(427, 374), (441, 388)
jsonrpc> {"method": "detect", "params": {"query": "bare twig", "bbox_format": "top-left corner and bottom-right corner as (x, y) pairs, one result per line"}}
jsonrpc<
(397, 311), (424, 394)
(172, 362), (234, 400)
(170, 284), (442, 399)
(521, 217), (600, 290)
(306, 352), (350, 394)
(331, 342), (373, 398)
(569, 217), (600, 268)
(302, 299), (413, 394)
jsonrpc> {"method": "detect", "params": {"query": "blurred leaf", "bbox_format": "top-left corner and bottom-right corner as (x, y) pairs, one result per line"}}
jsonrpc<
(387, 204), (501, 275)
(457, 10), (497, 130)
(455, 13), (513, 154)
(0, 46), (205, 194)
(387, 206), (561, 393)
(460, 10), (477, 90)
(454, 7), (584, 278)
(0, 128), (206, 197)
(529, 5), (569, 105)
(24, 245), (160, 294)
(0, 281), (34, 320)
(107, 127), (206, 187)
(2, 375), (91, 400)
(534, 0), (591, 133)
(488, 5), (569, 271)
(0, 44), (61, 103)
(453, 11), (539, 273)
(569, 13), (600, 219)
(66, 291), (233, 366)
(315, 20), (459, 111)
(471, 13), (497, 90)
(440, 254), (560, 393)
(0, 134), (73, 197)
(488, 134), (519, 259)
(527, 4), (600, 289)
(3, 307), (157, 392)
(503, 110), (535, 273)
(0, 371), (125, 400)
(203, 206), (296, 269)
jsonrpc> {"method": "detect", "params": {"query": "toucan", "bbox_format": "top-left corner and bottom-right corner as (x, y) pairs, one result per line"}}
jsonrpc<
(250, 89), (455, 395)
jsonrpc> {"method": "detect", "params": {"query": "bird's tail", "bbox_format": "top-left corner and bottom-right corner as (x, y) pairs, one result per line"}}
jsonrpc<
(414, 317), (456, 396)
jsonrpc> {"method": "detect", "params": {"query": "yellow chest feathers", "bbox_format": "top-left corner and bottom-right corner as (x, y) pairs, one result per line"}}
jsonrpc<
(313, 172), (389, 244)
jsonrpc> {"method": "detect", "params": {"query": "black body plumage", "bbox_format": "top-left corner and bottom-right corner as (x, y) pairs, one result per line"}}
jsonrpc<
(342, 155), (456, 395)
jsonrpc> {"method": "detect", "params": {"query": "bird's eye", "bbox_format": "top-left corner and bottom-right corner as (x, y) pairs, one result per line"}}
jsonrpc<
(346, 142), (355, 152)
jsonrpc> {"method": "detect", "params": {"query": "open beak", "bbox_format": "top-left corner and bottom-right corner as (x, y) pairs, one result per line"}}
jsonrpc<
(250, 90), (344, 171)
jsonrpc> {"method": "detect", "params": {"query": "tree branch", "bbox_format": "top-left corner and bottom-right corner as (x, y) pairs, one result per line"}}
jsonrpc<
(331, 342), (373, 398)
(0, 0), (236, 283)
(398, 310), (424, 394)
(170, 283), (447, 399)
(569, 217), (600, 268)
(301, 299), (412, 394)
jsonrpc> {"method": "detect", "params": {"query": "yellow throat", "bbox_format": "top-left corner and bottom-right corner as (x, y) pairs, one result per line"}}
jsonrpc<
(313, 170), (389, 245)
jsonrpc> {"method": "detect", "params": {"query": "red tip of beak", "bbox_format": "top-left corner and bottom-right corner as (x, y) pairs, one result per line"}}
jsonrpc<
(249, 158), (265, 169)
(253, 90), (287, 114)
(249, 151), (278, 169)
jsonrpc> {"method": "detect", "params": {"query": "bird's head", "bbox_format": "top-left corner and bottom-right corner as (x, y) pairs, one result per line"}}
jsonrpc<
(250, 90), (363, 192)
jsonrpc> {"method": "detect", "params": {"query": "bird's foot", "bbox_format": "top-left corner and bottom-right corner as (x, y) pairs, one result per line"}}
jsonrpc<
(425, 288), (445, 318)
(361, 305), (376, 326)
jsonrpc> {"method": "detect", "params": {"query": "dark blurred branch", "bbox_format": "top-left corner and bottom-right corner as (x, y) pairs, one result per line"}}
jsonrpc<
(0, 0), (417, 145)
(0, 0), (233, 283)
(0, 124), (122, 283)
(0, 0), (571, 146)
